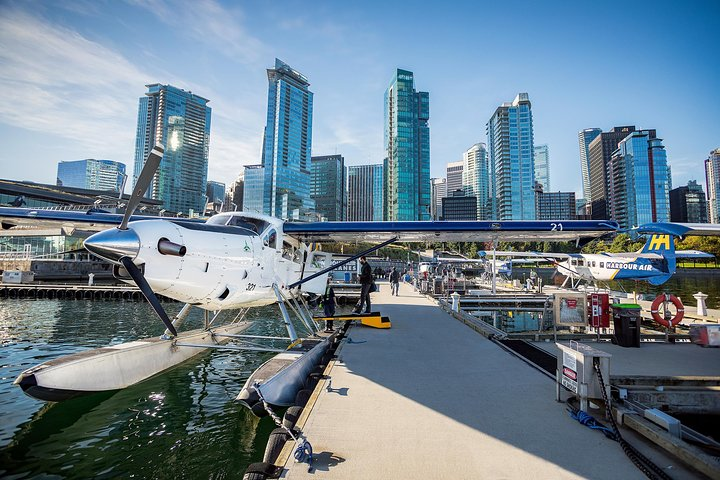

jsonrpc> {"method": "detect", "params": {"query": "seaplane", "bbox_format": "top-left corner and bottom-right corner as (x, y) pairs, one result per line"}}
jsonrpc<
(0, 144), (652, 412)
(484, 231), (716, 288)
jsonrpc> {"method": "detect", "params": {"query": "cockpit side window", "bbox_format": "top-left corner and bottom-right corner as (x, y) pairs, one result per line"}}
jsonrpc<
(264, 229), (277, 249)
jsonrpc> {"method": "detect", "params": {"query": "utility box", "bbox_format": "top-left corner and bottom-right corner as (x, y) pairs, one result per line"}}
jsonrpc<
(611, 304), (641, 348)
(556, 342), (612, 411)
(588, 293), (610, 328)
(2, 270), (35, 284)
(554, 293), (587, 327)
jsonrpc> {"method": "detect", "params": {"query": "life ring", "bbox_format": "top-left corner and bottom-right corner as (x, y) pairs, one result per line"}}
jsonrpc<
(650, 294), (684, 328)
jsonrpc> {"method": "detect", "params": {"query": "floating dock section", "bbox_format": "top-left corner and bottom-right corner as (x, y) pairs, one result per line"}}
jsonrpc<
(275, 282), (716, 479)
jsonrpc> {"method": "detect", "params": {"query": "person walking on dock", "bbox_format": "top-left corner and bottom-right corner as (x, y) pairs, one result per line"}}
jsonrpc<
(323, 278), (336, 332)
(353, 256), (373, 314)
(389, 266), (400, 296)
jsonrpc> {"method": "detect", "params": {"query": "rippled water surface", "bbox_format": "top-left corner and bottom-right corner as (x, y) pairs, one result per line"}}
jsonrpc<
(0, 299), (294, 479)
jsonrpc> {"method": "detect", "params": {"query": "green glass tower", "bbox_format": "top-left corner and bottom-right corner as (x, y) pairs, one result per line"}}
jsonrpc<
(383, 69), (430, 221)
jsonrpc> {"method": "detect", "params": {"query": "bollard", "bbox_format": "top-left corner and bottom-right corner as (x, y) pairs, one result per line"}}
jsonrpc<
(693, 292), (708, 317)
(451, 292), (460, 312)
(88, 273), (95, 286)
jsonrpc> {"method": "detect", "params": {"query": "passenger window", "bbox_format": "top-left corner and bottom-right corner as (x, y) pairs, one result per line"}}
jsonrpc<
(599, 262), (604, 268)
(282, 241), (294, 260)
(592, 261), (596, 268)
(264, 229), (277, 249)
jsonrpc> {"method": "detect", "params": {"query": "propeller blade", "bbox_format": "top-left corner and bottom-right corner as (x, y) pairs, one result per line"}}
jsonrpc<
(119, 145), (164, 230)
(120, 256), (177, 337)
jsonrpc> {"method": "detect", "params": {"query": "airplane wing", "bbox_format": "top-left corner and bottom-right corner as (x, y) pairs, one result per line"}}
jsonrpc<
(636, 222), (720, 237)
(0, 206), (204, 232)
(479, 250), (569, 259)
(675, 250), (715, 259)
(284, 220), (619, 243)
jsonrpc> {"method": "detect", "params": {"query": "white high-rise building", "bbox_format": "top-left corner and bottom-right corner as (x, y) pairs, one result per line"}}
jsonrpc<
(705, 148), (720, 223)
(578, 128), (601, 203)
(430, 177), (447, 220)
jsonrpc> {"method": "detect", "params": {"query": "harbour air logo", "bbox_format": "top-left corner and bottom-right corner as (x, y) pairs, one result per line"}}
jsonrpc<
(605, 262), (654, 271)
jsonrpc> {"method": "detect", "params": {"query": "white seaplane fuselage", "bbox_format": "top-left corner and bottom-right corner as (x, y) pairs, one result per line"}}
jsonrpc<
(15, 212), (333, 401)
(120, 212), (331, 308)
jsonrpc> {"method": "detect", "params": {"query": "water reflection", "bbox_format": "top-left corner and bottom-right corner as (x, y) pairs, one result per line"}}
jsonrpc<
(0, 299), (289, 478)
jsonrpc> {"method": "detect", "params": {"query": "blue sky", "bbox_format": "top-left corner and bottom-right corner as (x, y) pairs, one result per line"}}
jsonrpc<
(0, 0), (718, 196)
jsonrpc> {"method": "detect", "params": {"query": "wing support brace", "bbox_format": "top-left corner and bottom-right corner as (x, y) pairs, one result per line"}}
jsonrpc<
(287, 236), (398, 289)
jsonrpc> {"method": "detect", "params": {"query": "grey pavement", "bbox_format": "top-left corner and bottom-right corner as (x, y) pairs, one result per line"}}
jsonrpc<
(282, 281), (704, 479)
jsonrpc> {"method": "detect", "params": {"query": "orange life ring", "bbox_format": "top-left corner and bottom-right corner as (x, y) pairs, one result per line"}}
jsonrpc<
(650, 294), (684, 328)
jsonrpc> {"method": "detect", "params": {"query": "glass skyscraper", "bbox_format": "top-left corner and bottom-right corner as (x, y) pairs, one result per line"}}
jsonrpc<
(533, 144), (550, 192)
(383, 69), (430, 221)
(446, 161), (463, 195)
(670, 180), (708, 223)
(462, 143), (491, 220)
(348, 164), (383, 221)
(311, 154), (346, 221)
(705, 148), (720, 223)
(578, 128), (601, 202)
(133, 84), (211, 215)
(486, 93), (535, 220)
(242, 165), (265, 214)
(609, 131), (671, 229)
(261, 59), (314, 219)
(57, 159), (126, 192)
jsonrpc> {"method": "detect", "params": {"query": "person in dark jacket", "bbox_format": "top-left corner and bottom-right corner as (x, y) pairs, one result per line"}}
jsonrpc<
(322, 277), (336, 332)
(389, 267), (400, 296)
(353, 256), (373, 314)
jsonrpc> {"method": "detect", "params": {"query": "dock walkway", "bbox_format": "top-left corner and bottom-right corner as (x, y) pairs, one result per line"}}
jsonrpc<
(281, 282), (699, 479)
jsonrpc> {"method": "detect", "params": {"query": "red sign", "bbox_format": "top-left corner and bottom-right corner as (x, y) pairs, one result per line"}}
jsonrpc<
(565, 299), (577, 309)
(563, 367), (577, 381)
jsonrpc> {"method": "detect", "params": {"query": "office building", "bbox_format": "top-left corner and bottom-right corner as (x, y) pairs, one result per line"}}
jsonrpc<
(311, 154), (346, 221)
(578, 128), (602, 202)
(242, 165), (265, 214)
(536, 191), (577, 220)
(442, 189), (477, 220)
(462, 143), (491, 220)
(533, 144), (550, 192)
(133, 84), (211, 216)
(705, 148), (720, 223)
(57, 159), (126, 192)
(430, 177), (447, 220)
(670, 180), (708, 223)
(348, 164), (383, 221)
(205, 180), (225, 214)
(486, 93), (535, 220)
(446, 161), (464, 194)
(608, 131), (670, 229)
(383, 68), (430, 220)
(226, 173), (244, 212)
(587, 126), (644, 220)
(261, 59), (314, 219)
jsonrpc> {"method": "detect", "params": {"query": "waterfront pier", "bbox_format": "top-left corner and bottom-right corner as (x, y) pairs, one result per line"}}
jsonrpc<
(278, 282), (718, 479)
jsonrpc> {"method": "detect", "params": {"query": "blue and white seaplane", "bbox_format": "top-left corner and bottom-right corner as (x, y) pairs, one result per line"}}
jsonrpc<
(0, 145), (654, 411)
(485, 230), (717, 288)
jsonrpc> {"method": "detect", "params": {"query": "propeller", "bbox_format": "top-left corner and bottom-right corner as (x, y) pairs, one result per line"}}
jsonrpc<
(120, 257), (177, 336)
(84, 144), (180, 337)
(119, 145), (164, 230)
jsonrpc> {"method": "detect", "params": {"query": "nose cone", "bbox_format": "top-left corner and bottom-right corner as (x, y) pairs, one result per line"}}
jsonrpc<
(84, 228), (140, 263)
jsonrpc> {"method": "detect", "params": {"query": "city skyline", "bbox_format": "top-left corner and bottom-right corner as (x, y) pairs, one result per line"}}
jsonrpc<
(0, 1), (718, 198)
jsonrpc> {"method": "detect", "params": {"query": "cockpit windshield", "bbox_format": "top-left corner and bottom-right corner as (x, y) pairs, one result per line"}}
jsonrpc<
(206, 214), (270, 235)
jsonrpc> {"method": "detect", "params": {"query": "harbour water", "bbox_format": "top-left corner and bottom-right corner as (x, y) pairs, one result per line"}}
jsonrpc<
(0, 299), (293, 479)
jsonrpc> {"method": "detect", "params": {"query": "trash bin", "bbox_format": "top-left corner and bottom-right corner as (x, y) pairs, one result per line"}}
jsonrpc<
(611, 303), (641, 347)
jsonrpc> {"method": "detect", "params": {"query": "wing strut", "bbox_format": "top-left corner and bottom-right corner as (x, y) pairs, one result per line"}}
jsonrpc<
(287, 237), (398, 289)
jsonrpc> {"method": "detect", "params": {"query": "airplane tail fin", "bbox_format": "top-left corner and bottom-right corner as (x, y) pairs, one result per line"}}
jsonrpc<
(640, 234), (675, 285)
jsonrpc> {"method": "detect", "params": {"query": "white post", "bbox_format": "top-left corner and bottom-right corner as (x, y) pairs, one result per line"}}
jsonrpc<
(451, 292), (460, 312)
(693, 292), (709, 317)
(491, 239), (497, 295)
(87, 273), (94, 286)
